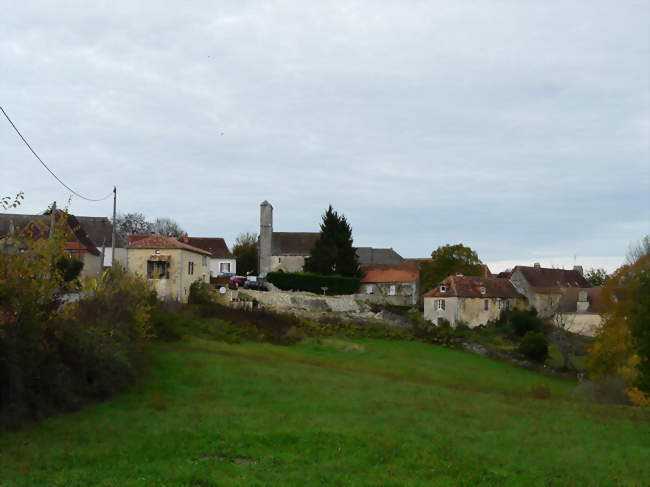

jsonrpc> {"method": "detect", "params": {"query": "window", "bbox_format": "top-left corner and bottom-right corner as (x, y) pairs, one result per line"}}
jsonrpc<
(366, 285), (374, 295)
(147, 261), (169, 279)
(188, 262), (194, 275)
(202, 256), (207, 266)
(220, 262), (231, 273)
(389, 285), (396, 296)
(439, 285), (446, 293)
(484, 299), (489, 311)
(480, 286), (486, 295)
(436, 299), (445, 311)
(498, 299), (509, 310)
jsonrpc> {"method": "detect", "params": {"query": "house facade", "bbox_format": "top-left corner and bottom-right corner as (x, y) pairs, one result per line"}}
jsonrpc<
(358, 262), (420, 305)
(423, 275), (527, 327)
(126, 235), (210, 303)
(184, 236), (236, 277)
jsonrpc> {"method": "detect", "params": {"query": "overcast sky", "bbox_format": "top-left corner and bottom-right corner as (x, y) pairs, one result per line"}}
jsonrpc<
(1, 1), (648, 272)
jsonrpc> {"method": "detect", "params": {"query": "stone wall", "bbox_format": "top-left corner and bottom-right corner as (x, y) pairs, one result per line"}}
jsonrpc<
(219, 287), (360, 314)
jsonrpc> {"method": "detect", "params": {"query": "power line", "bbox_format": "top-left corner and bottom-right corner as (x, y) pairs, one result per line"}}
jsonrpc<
(0, 105), (113, 202)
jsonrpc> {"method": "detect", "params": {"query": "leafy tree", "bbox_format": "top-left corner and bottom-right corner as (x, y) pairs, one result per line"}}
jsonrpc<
(151, 217), (184, 238)
(0, 192), (24, 211)
(585, 268), (608, 287)
(233, 232), (258, 275)
(116, 212), (152, 234)
(420, 243), (483, 293)
(303, 205), (360, 278)
(587, 235), (650, 403)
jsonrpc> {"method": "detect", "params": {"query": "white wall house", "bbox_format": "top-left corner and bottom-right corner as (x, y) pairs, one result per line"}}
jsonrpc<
(185, 237), (236, 277)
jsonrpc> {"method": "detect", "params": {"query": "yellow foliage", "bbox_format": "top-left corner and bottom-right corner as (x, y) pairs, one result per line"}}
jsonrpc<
(626, 387), (650, 407)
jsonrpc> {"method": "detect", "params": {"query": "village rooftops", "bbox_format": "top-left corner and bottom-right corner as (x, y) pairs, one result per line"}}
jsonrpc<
(558, 287), (602, 313)
(357, 247), (405, 265)
(126, 235), (211, 255)
(424, 275), (524, 299)
(360, 263), (419, 283)
(513, 265), (589, 290)
(184, 237), (234, 259)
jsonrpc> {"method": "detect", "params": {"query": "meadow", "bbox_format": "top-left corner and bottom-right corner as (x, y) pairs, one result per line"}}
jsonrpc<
(0, 336), (648, 486)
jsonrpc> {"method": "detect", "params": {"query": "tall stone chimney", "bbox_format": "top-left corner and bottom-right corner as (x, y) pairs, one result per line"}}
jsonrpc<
(533, 262), (541, 269)
(258, 200), (273, 276)
(573, 265), (583, 276)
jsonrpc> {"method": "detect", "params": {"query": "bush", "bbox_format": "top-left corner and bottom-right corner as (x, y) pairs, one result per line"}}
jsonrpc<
(188, 281), (215, 305)
(530, 382), (552, 399)
(504, 309), (543, 337)
(267, 272), (360, 295)
(518, 331), (549, 363)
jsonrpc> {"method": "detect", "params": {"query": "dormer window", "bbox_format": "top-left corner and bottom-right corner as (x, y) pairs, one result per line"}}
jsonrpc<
(439, 285), (446, 293)
(480, 286), (486, 295)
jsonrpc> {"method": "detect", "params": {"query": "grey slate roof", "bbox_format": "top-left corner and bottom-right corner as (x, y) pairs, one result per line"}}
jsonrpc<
(271, 232), (320, 256)
(356, 247), (405, 265)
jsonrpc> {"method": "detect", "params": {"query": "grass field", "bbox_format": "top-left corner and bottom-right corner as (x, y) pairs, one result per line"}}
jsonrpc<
(0, 336), (648, 486)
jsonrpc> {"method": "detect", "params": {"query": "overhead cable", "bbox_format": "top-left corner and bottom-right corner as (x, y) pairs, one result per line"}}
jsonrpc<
(0, 105), (113, 202)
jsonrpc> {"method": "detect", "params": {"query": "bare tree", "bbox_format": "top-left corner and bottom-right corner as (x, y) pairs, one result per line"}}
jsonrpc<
(151, 217), (185, 238)
(626, 235), (650, 265)
(548, 302), (582, 371)
(115, 212), (152, 235)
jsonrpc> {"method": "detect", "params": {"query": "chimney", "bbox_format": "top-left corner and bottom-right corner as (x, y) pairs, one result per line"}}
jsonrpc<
(182, 232), (189, 243)
(533, 262), (541, 269)
(573, 265), (583, 276)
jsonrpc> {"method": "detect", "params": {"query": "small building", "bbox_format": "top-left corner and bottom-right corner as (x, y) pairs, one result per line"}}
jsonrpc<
(359, 262), (420, 305)
(126, 235), (210, 303)
(184, 236), (236, 277)
(423, 275), (527, 327)
(0, 211), (104, 278)
(555, 286), (603, 336)
(509, 264), (590, 317)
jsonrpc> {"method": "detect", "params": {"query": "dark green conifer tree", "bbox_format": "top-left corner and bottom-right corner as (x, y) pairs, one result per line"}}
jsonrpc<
(304, 205), (361, 277)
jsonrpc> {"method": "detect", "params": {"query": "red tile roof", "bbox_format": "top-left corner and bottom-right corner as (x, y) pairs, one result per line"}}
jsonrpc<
(127, 235), (211, 255)
(424, 275), (524, 299)
(185, 237), (234, 259)
(360, 263), (419, 283)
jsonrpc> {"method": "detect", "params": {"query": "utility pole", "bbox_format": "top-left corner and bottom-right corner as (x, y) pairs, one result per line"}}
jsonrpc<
(49, 201), (56, 239)
(111, 187), (117, 268)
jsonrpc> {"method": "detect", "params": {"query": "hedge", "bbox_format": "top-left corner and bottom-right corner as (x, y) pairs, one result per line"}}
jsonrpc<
(266, 272), (360, 295)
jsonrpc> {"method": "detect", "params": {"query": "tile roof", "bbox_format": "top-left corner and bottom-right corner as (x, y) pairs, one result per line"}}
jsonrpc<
(356, 247), (405, 265)
(424, 275), (524, 299)
(271, 232), (320, 255)
(127, 235), (211, 255)
(514, 265), (590, 289)
(185, 237), (234, 259)
(360, 263), (419, 283)
(0, 211), (100, 255)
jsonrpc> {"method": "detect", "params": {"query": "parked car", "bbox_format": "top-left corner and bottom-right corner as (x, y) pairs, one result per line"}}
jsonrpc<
(228, 275), (247, 289)
(243, 280), (268, 291)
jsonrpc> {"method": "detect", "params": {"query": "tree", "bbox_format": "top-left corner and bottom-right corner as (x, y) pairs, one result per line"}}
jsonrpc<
(549, 305), (579, 371)
(151, 217), (184, 238)
(587, 235), (650, 404)
(1, 192), (24, 211)
(585, 268), (608, 287)
(303, 205), (360, 277)
(233, 232), (258, 275)
(115, 212), (152, 235)
(420, 243), (484, 293)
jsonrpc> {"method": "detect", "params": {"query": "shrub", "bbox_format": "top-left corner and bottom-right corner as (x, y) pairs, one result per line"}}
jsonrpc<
(267, 272), (360, 295)
(530, 382), (552, 399)
(188, 281), (215, 305)
(518, 331), (549, 363)
(505, 309), (543, 337)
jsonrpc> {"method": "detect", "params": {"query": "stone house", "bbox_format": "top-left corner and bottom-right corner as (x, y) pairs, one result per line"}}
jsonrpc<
(0, 211), (107, 278)
(508, 264), (590, 317)
(554, 286), (603, 336)
(358, 262), (420, 306)
(184, 236), (236, 277)
(126, 235), (210, 303)
(423, 275), (527, 327)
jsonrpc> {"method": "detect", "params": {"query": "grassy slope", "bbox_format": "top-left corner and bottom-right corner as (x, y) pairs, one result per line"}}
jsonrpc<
(0, 337), (648, 487)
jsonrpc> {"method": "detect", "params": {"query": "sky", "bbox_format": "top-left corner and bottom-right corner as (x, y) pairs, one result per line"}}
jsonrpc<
(1, 1), (648, 273)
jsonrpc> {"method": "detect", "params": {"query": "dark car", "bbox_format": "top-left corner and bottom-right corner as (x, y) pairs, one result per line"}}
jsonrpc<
(243, 280), (268, 291)
(228, 275), (247, 289)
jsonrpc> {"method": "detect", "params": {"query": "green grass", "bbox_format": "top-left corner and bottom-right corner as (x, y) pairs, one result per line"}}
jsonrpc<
(1, 337), (649, 486)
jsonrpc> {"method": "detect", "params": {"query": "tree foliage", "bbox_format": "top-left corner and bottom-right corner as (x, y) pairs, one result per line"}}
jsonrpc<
(303, 205), (360, 278)
(587, 235), (650, 403)
(585, 268), (608, 287)
(420, 244), (484, 293)
(233, 232), (258, 275)
(0, 192), (24, 211)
